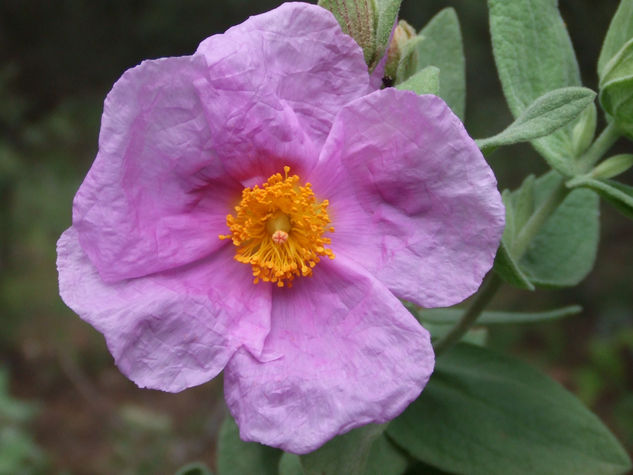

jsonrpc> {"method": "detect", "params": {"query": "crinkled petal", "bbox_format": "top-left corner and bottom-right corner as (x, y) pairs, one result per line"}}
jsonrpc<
(57, 227), (271, 392)
(310, 89), (505, 308)
(223, 256), (434, 454)
(194, 2), (370, 185)
(74, 55), (239, 283)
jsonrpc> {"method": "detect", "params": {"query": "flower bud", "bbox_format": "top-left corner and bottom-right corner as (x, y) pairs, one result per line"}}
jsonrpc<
(384, 20), (417, 82)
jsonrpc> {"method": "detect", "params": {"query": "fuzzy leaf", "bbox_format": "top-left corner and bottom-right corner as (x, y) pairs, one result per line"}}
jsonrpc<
(600, 39), (633, 138)
(477, 87), (596, 155)
(493, 241), (535, 290)
(488, 0), (583, 172)
(519, 172), (600, 287)
(403, 8), (465, 119)
(387, 344), (632, 475)
(569, 177), (633, 219)
(592, 154), (633, 179)
(598, 0), (633, 77)
(494, 177), (536, 290)
(396, 66), (439, 95)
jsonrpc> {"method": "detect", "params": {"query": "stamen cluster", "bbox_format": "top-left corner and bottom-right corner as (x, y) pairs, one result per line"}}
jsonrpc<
(220, 167), (334, 287)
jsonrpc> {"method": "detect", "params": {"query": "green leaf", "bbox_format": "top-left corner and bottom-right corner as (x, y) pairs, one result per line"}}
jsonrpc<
(395, 66), (439, 95)
(568, 177), (633, 219)
(403, 8), (465, 119)
(217, 414), (281, 475)
(599, 39), (633, 138)
(598, 0), (633, 78)
(419, 305), (582, 325)
(476, 87), (596, 155)
(372, 0), (402, 68)
(509, 175), (537, 235)
(494, 177), (536, 290)
(488, 0), (583, 173)
(493, 241), (535, 290)
(601, 38), (633, 86)
(363, 434), (409, 475)
(520, 171), (600, 287)
(301, 424), (404, 475)
(279, 453), (304, 475)
(387, 343), (632, 475)
(592, 153), (633, 179)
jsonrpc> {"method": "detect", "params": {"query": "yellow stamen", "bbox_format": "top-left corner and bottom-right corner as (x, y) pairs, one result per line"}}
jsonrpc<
(219, 166), (334, 287)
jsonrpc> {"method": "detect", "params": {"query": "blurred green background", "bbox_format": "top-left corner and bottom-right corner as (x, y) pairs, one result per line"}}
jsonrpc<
(0, 0), (631, 473)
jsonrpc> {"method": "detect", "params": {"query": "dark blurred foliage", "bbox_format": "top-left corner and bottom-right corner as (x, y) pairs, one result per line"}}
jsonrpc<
(0, 1), (631, 473)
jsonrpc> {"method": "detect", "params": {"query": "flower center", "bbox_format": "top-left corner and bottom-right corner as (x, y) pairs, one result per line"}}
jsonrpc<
(220, 166), (334, 287)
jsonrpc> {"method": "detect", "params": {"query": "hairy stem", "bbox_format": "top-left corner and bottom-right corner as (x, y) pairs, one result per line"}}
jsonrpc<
(511, 178), (570, 259)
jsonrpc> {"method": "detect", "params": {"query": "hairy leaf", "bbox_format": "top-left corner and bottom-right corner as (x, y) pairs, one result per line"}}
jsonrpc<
(404, 8), (465, 119)
(598, 0), (633, 77)
(477, 87), (596, 155)
(396, 66), (439, 95)
(488, 0), (583, 172)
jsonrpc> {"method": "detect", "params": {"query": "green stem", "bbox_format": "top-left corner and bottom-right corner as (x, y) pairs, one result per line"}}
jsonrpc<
(432, 124), (619, 357)
(434, 274), (503, 355)
(576, 122), (620, 173)
(434, 181), (569, 356)
(511, 178), (570, 259)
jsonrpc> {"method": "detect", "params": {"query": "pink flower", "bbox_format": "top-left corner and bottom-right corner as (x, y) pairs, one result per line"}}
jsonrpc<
(57, 2), (504, 454)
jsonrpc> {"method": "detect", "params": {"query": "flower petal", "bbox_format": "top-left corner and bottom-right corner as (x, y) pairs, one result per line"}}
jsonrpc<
(194, 2), (370, 185)
(74, 55), (239, 283)
(310, 89), (505, 308)
(223, 256), (434, 454)
(57, 227), (271, 392)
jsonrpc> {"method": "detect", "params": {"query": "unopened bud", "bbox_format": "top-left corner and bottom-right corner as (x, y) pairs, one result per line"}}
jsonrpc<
(384, 20), (417, 82)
